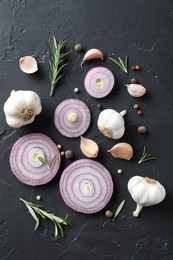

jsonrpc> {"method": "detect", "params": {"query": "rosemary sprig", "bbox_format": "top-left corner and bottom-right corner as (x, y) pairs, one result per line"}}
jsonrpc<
(112, 199), (126, 222)
(49, 36), (69, 97)
(109, 55), (128, 73)
(138, 146), (156, 164)
(37, 152), (55, 170)
(20, 198), (72, 237)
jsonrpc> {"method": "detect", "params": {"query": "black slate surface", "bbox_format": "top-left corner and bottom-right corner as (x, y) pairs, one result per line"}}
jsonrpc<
(0, 0), (173, 259)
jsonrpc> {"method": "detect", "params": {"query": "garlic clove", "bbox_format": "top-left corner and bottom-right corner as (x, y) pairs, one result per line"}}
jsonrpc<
(108, 142), (133, 160)
(19, 56), (38, 74)
(81, 48), (104, 67)
(125, 84), (146, 97)
(80, 136), (99, 158)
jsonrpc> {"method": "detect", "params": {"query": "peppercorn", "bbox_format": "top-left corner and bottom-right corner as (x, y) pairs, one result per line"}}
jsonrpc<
(74, 87), (80, 93)
(74, 43), (83, 52)
(61, 151), (65, 156)
(131, 65), (136, 71)
(133, 104), (140, 110)
(65, 150), (74, 159)
(57, 144), (62, 149)
(131, 78), (137, 84)
(117, 169), (123, 174)
(36, 195), (42, 201)
(135, 65), (141, 70)
(105, 210), (113, 218)
(138, 125), (147, 134)
(137, 110), (143, 116)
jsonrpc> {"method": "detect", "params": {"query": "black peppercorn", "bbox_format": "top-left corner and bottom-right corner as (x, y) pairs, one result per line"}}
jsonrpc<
(131, 78), (137, 84)
(138, 126), (147, 134)
(65, 150), (74, 159)
(105, 210), (113, 218)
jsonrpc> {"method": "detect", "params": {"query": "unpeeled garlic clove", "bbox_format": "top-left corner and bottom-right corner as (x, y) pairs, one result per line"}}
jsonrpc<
(125, 84), (146, 97)
(81, 48), (104, 67)
(108, 142), (133, 160)
(19, 56), (38, 74)
(80, 136), (99, 158)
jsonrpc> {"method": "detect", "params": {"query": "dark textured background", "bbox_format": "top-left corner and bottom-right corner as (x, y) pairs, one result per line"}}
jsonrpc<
(1, 0), (173, 259)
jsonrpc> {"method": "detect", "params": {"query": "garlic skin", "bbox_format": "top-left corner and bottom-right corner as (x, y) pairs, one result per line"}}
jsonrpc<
(128, 176), (166, 217)
(19, 56), (38, 74)
(97, 109), (126, 139)
(81, 48), (103, 66)
(3, 90), (42, 128)
(108, 142), (133, 160)
(125, 84), (146, 97)
(80, 136), (99, 158)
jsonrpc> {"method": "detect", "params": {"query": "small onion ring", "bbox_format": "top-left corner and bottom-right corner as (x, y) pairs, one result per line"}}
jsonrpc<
(10, 133), (61, 186)
(54, 99), (91, 138)
(59, 159), (113, 214)
(84, 67), (115, 98)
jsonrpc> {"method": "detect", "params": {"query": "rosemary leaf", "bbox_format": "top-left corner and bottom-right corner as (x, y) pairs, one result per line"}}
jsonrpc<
(20, 198), (72, 237)
(112, 199), (126, 222)
(37, 156), (50, 169)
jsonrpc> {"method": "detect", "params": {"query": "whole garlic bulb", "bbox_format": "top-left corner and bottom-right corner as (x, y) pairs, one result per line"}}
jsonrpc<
(97, 109), (126, 139)
(128, 176), (166, 217)
(3, 90), (42, 128)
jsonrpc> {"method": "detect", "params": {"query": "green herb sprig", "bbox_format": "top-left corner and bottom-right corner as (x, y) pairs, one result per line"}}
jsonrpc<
(37, 152), (55, 170)
(20, 198), (72, 237)
(109, 56), (128, 73)
(138, 146), (156, 164)
(112, 199), (126, 222)
(49, 36), (69, 97)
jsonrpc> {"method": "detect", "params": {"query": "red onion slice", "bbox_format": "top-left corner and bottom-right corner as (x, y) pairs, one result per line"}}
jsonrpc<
(54, 99), (91, 138)
(59, 159), (113, 214)
(10, 133), (61, 186)
(84, 67), (115, 98)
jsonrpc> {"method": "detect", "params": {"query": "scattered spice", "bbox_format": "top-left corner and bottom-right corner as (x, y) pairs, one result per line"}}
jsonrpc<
(117, 169), (123, 174)
(109, 55), (128, 73)
(133, 104), (140, 110)
(36, 195), (42, 201)
(131, 65), (136, 71)
(57, 144), (62, 149)
(138, 125), (147, 134)
(105, 210), (113, 218)
(65, 150), (74, 159)
(138, 146), (156, 164)
(49, 36), (69, 97)
(137, 110), (143, 116)
(20, 198), (72, 237)
(74, 43), (83, 52)
(74, 87), (79, 93)
(131, 78), (138, 84)
(135, 65), (141, 70)
(112, 199), (126, 221)
(61, 151), (65, 156)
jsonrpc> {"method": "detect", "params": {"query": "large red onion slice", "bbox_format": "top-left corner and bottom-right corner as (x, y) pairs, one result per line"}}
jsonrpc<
(84, 67), (115, 98)
(54, 99), (91, 138)
(59, 159), (113, 214)
(10, 133), (61, 186)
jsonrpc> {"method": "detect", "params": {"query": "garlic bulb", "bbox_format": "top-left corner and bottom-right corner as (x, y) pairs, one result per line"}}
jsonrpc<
(81, 48), (103, 67)
(128, 176), (166, 217)
(97, 109), (126, 139)
(19, 56), (38, 74)
(108, 142), (133, 160)
(3, 90), (42, 128)
(80, 136), (99, 158)
(125, 84), (146, 97)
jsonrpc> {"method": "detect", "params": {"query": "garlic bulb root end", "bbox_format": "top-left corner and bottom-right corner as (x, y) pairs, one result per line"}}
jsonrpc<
(133, 204), (143, 217)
